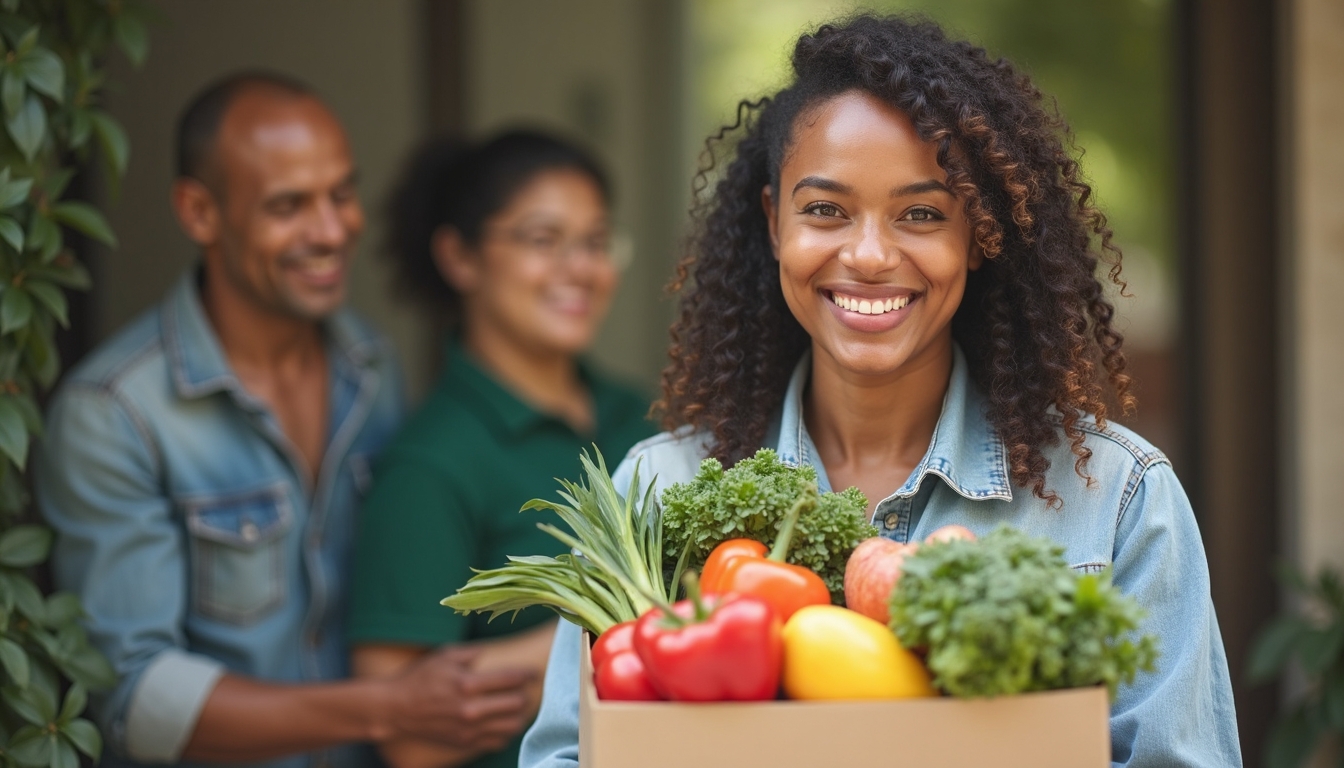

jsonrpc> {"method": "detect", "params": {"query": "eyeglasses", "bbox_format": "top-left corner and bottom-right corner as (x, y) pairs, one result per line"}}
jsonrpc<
(486, 224), (616, 266)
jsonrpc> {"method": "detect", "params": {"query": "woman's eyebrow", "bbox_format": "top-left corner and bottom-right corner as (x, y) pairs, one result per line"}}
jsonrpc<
(791, 175), (851, 197)
(892, 179), (953, 197)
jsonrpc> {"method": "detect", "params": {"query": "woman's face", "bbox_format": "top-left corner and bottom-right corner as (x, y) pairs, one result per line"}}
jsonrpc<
(764, 90), (981, 381)
(446, 168), (617, 358)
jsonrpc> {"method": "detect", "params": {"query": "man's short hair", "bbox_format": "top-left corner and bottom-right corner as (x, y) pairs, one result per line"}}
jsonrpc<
(175, 70), (314, 182)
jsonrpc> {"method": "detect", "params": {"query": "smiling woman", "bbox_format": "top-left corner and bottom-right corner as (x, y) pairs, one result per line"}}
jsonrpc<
(520, 14), (1241, 768)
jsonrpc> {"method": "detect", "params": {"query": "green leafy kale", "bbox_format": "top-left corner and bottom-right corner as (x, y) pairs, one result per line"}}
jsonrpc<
(659, 449), (876, 600)
(889, 526), (1159, 699)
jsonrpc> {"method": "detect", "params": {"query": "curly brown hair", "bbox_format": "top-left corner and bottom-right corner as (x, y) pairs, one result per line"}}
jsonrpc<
(656, 13), (1134, 506)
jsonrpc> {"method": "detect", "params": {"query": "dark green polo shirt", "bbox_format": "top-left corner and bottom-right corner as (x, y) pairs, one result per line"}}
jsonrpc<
(348, 342), (653, 768)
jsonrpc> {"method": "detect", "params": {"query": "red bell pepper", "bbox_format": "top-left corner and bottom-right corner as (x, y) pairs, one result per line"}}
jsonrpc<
(701, 488), (831, 622)
(632, 573), (782, 701)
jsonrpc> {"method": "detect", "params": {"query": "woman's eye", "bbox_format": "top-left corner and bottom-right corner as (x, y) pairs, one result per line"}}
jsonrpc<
(905, 207), (944, 222)
(804, 203), (841, 218)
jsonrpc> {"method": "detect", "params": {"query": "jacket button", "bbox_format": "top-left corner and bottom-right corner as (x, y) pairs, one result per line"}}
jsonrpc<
(241, 521), (259, 543)
(883, 512), (899, 529)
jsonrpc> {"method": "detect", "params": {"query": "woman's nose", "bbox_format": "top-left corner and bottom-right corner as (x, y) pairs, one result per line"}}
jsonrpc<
(839, 217), (901, 276)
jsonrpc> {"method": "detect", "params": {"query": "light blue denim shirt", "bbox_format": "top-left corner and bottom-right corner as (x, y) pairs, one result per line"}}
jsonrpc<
(520, 346), (1242, 767)
(34, 271), (404, 768)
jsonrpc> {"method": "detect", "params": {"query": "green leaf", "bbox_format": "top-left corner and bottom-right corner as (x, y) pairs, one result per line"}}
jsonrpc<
(0, 172), (33, 210)
(26, 281), (66, 328)
(1, 285), (33, 333)
(25, 323), (58, 388)
(27, 259), (89, 291)
(40, 168), (73, 202)
(8, 729), (54, 768)
(1, 570), (45, 622)
(0, 525), (52, 568)
(10, 392), (41, 435)
(3, 67), (25, 119)
(90, 112), (128, 178)
(15, 26), (37, 57)
(52, 642), (115, 692)
(7, 683), (53, 726)
(1248, 615), (1311, 683)
(41, 594), (80, 628)
(26, 213), (60, 262)
(6, 94), (45, 161)
(68, 109), (90, 149)
(60, 719), (100, 760)
(112, 16), (149, 67)
(49, 202), (116, 247)
(20, 48), (62, 102)
(0, 635), (30, 687)
(50, 737), (78, 768)
(56, 684), (85, 723)
(1299, 624), (1344, 677)
(0, 216), (23, 251)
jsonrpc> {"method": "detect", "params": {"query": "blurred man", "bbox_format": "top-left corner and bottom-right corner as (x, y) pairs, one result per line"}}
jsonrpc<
(35, 72), (534, 768)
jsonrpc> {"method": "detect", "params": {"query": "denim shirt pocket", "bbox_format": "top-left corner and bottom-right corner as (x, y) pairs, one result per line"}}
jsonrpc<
(181, 482), (294, 626)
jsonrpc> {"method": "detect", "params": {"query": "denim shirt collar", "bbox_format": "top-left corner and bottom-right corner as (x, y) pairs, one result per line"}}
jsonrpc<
(161, 269), (383, 401)
(774, 344), (1013, 502)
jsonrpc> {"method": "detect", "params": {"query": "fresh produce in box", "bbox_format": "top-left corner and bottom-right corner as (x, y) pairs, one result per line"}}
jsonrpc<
(633, 573), (783, 702)
(844, 525), (976, 624)
(660, 449), (876, 601)
(700, 485), (831, 622)
(889, 525), (1159, 699)
(781, 604), (936, 700)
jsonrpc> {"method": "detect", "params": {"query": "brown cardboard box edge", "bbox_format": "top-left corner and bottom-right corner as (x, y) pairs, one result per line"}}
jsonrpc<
(578, 631), (1110, 768)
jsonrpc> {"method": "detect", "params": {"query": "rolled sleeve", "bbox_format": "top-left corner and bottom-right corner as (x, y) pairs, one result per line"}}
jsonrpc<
(1109, 463), (1242, 767)
(125, 649), (225, 762)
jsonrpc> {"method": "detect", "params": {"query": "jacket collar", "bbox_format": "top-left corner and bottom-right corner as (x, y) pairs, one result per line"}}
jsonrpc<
(775, 344), (1013, 502)
(162, 269), (382, 401)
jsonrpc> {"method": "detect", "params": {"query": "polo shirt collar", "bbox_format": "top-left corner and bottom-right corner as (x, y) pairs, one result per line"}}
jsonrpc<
(440, 339), (559, 436)
(775, 344), (1013, 502)
(162, 268), (383, 400)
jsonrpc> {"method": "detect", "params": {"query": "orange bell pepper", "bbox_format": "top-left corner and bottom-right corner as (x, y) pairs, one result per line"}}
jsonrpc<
(701, 486), (831, 622)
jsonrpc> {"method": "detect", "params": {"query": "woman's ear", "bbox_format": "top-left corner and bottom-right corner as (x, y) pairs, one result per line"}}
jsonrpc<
(762, 185), (782, 261)
(432, 226), (480, 293)
(968, 240), (986, 272)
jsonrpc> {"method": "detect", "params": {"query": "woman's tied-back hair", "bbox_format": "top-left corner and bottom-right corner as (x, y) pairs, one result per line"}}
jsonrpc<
(656, 13), (1135, 506)
(384, 129), (610, 327)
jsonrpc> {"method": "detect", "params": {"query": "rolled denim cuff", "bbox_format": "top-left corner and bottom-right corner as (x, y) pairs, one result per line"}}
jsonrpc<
(125, 649), (226, 763)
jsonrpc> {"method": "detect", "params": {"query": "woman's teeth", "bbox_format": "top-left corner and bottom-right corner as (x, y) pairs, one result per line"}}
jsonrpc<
(830, 292), (911, 315)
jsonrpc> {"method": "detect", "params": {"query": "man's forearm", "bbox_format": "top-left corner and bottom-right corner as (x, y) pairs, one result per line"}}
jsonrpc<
(181, 674), (393, 763)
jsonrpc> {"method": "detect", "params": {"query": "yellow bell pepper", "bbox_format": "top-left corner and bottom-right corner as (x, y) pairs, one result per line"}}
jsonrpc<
(781, 605), (938, 700)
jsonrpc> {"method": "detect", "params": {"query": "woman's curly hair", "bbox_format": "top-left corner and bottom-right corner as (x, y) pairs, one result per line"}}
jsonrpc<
(656, 13), (1134, 506)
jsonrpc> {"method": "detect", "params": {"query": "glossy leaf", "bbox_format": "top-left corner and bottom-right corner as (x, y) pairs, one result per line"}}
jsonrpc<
(0, 170), (33, 210)
(0, 524), (51, 567)
(68, 108), (90, 149)
(25, 324), (58, 388)
(49, 201), (115, 246)
(112, 15), (148, 66)
(20, 48), (62, 101)
(7, 684), (52, 726)
(26, 213), (60, 262)
(51, 737), (78, 768)
(2, 67), (24, 119)
(25, 281), (66, 327)
(0, 215), (22, 251)
(27, 259), (89, 291)
(60, 719), (101, 760)
(14, 26), (38, 57)
(56, 684), (85, 723)
(41, 594), (81, 628)
(52, 641), (115, 691)
(0, 635), (30, 687)
(7, 93), (46, 161)
(1, 285), (33, 333)
(0, 398), (28, 470)
(7, 729), (54, 768)
(10, 391), (41, 434)
(90, 111), (128, 177)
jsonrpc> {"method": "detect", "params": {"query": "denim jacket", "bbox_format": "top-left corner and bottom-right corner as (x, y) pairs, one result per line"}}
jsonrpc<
(520, 346), (1242, 767)
(34, 271), (404, 768)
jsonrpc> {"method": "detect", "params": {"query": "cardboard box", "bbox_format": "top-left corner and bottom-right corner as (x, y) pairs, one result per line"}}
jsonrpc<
(579, 632), (1110, 767)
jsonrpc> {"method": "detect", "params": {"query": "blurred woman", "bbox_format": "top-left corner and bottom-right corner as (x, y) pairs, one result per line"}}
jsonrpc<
(348, 131), (654, 768)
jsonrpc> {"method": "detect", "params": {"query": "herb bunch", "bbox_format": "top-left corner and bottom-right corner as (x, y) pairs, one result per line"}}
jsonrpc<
(890, 526), (1158, 699)
(659, 449), (876, 600)
(442, 450), (680, 636)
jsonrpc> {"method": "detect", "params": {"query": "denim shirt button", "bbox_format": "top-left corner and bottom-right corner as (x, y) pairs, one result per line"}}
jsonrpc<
(883, 512), (899, 529)
(241, 521), (260, 543)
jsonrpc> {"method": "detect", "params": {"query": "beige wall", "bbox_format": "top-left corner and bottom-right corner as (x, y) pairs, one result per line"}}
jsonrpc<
(462, 0), (686, 392)
(1287, 0), (1344, 575)
(100, 0), (435, 395)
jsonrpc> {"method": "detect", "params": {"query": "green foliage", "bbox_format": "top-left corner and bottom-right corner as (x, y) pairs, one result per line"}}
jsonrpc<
(0, 1), (151, 764)
(659, 449), (877, 600)
(1248, 565), (1344, 768)
(890, 525), (1158, 699)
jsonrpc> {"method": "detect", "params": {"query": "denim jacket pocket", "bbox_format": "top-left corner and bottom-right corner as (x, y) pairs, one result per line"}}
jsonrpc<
(182, 482), (293, 626)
